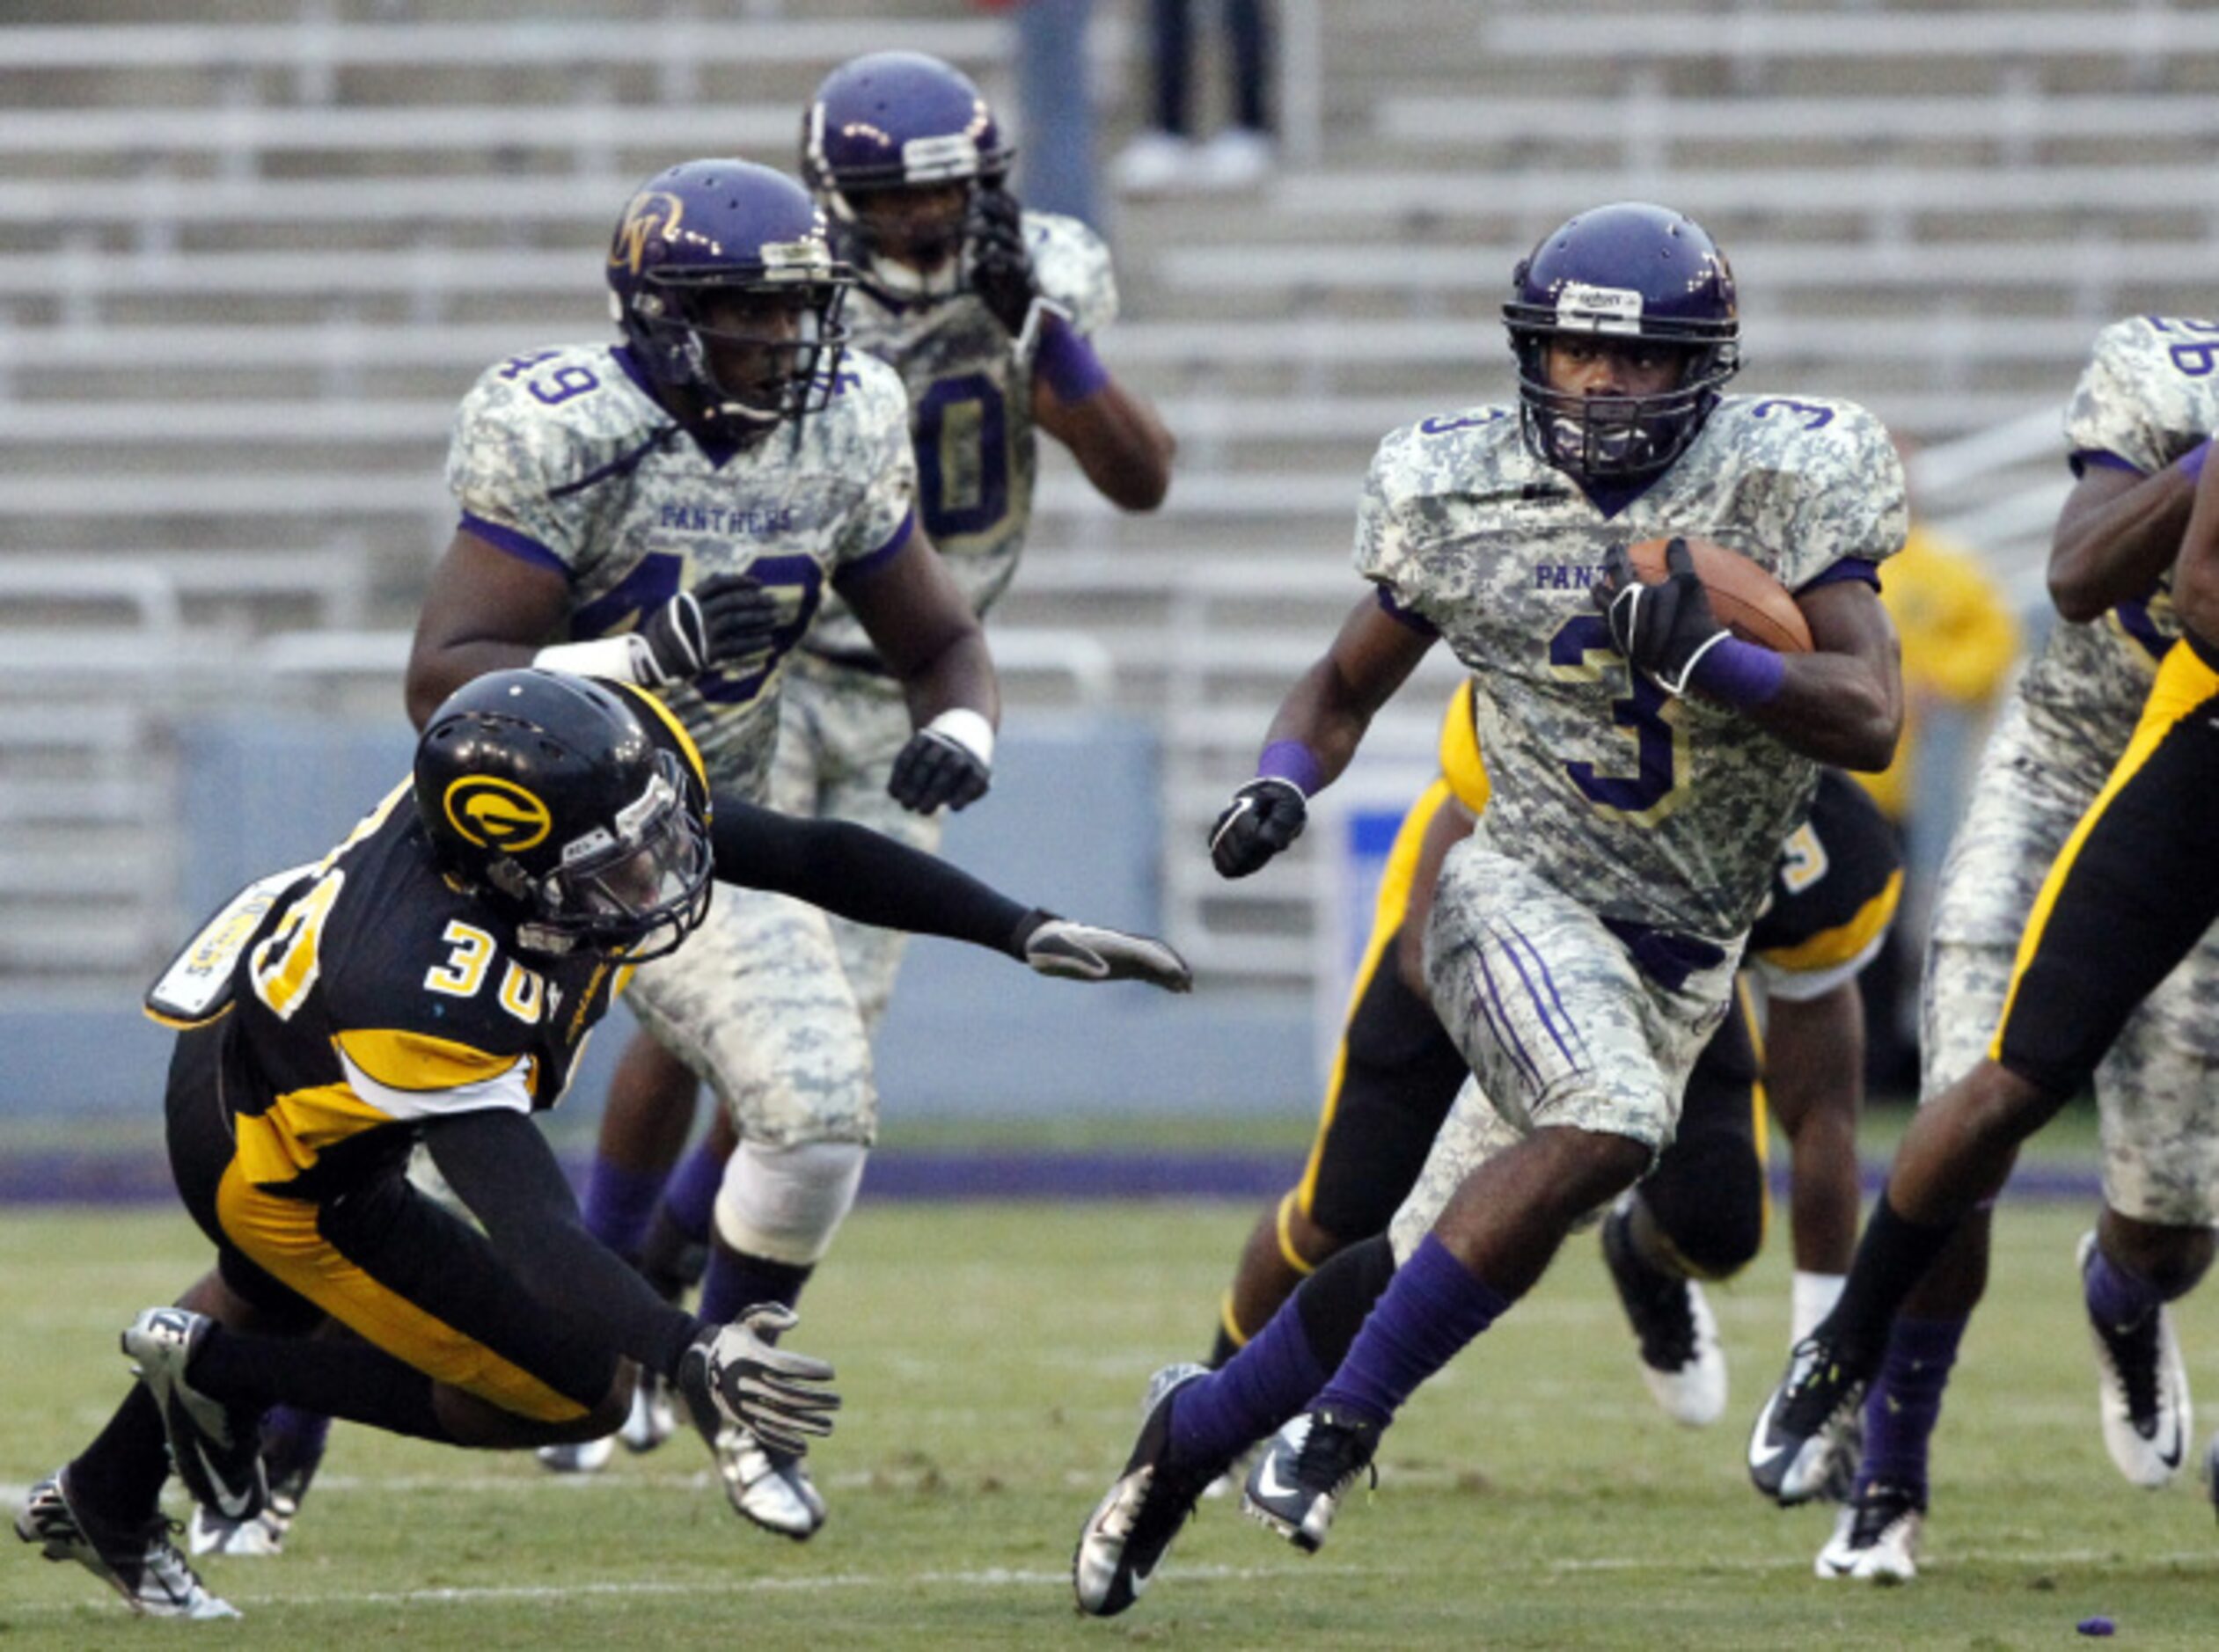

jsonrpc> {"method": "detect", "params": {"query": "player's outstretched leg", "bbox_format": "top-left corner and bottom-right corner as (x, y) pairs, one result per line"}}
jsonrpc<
(1073, 1363), (1221, 1617)
(2079, 1228), (2193, 1487)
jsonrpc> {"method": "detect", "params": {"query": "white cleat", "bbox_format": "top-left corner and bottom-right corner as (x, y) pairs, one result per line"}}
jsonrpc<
(121, 1307), (267, 1524)
(715, 1424), (827, 1539)
(1602, 1198), (1727, 1427)
(1815, 1483), (1923, 1583)
(619, 1369), (677, 1455)
(2078, 1231), (2191, 1488)
(536, 1433), (616, 1475)
(16, 1469), (239, 1619)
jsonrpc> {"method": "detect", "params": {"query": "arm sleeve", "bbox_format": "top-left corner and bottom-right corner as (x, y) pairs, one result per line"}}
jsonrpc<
(421, 1107), (701, 1381)
(710, 793), (1036, 956)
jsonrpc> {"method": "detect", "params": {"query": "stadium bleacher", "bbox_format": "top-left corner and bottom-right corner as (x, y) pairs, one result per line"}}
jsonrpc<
(4, 0), (2214, 996)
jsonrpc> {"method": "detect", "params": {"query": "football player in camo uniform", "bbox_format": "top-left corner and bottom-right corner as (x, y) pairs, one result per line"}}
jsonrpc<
(1197, 677), (1900, 1439)
(1073, 201), (1908, 1617)
(1750, 316), (2219, 1583)
(550, 53), (1175, 1539)
(396, 157), (1014, 1534)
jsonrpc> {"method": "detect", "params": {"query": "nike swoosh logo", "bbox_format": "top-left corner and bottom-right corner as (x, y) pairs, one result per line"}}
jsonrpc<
(195, 1441), (256, 1518)
(1250, 1451), (1302, 1503)
(2156, 1413), (2184, 1471)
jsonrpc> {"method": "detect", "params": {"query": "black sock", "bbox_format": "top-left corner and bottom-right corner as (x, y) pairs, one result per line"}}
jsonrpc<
(191, 1326), (451, 1444)
(66, 1385), (172, 1524)
(637, 1204), (709, 1304)
(699, 1245), (813, 1329)
(1293, 1233), (1399, 1372)
(1826, 1190), (1960, 1371)
(1205, 1319), (1241, 1371)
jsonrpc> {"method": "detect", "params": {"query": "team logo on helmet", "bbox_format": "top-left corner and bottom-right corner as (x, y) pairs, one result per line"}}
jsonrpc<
(610, 191), (684, 278)
(443, 777), (554, 852)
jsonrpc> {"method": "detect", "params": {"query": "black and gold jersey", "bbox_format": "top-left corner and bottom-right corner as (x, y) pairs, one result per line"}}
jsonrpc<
(1746, 768), (1903, 1002)
(153, 678), (708, 1199)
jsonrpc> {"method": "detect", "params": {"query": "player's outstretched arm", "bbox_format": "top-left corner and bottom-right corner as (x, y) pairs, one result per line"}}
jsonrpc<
(2049, 446), (2208, 624)
(843, 526), (1001, 814)
(708, 793), (1190, 990)
(1212, 594), (1435, 879)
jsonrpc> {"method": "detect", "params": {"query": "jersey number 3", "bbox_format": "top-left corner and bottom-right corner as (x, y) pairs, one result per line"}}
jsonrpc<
(1549, 615), (1689, 826)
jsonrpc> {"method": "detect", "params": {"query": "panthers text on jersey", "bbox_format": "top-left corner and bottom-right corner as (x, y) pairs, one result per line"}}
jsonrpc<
(1358, 394), (1907, 947)
(444, 340), (917, 799)
(802, 209), (1118, 661)
(157, 684), (708, 1203)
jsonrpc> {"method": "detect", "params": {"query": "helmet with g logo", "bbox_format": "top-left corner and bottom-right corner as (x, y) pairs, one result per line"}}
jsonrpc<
(414, 670), (713, 961)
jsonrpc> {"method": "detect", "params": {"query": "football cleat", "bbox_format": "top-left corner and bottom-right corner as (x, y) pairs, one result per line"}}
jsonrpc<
(620, 1367), (679, 1454)
(536, 1433), (616, 1475)
(1601, 1197), (1727, 1427)
(715, 1424), (828, 1539)
(1814, 1481), (1924, 1583)
(16, 1468), (238, 1619)
(2078, 1231), (2191, 1487)
(1241, 1407), (1380, 1554)
(1073, 1362), (1219, 1617)
(1747, 1334), (1869, 1505)
(190, 1414), (325, 1557)
(121, 1307), (267, 1526)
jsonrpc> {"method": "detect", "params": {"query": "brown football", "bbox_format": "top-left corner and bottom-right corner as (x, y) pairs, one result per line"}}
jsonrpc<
(1625, 536), (1813, 654)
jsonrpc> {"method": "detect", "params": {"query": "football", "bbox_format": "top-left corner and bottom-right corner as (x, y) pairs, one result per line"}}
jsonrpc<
(1624, 536), (1814, 654)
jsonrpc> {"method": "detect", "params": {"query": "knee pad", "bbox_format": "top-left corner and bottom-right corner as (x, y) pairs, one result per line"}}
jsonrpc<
(713, 1140), (868, 1267)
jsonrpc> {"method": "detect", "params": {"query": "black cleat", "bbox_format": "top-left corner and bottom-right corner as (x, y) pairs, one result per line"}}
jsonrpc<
(1748, 1334), (1870, 1504)
(1241, 1406), (1381, 1553)
(1072, 1363), (1219, 1616)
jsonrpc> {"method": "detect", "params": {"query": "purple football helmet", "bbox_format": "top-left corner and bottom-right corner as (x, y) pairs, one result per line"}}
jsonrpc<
(1503, 202), (1739, 480)
(801, 51), (1014, 303)
(605, 159), (852, 428)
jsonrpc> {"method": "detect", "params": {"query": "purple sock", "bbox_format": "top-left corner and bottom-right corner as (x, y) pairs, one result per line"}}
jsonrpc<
(1854, 1316), (1966, 1501)
(580, 1155), (668, 1259)
(261, 1405), (329, 1456)
(2084, 1245), (2167, 1329)
(663, 1139), (726, 1244)
(1312, 1234), (1512, 1428)
(1168, 1296), (1328, 1469)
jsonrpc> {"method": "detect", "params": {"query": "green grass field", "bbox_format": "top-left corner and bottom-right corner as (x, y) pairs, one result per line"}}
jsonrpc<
(5, 1195), (2218, 1648)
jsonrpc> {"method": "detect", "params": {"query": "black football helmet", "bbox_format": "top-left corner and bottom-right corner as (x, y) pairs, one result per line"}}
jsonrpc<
(415, 670), (714, 962)
(1503, 201), (1740, 480)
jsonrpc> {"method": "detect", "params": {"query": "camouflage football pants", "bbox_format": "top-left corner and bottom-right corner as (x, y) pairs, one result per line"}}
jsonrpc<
(626, 654), (939, 1149)
(1925, 696), (2219, 1225)
(1390, 833), (1740, 1257)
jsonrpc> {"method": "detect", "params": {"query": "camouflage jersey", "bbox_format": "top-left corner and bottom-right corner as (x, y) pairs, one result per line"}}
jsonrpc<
(2015, 316), (2219, 797)
(445, 341), (917, 799)
(1357, 394), (1906, 947)
(803, 210), (1118, 661)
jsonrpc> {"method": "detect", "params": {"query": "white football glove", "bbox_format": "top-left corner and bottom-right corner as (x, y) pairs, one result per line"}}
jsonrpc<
(675, 1304), (839, 1458)
(1018, 912), (1193, 992)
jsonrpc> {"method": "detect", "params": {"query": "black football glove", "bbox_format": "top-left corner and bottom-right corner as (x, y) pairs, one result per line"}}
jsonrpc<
(631, 573), (780, 687)
(1016, 910), (1193, 992)
(1593, 537), (1732, 698)
(674, 1304), (839, 1458)
(965, 182), (1039, 339)
(888, 727), (992, 814)
(1209, 778), (1307, 879)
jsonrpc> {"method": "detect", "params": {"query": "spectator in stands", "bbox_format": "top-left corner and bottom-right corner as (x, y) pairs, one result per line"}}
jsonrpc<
(1111, 0), (1274, 195)
(1852, 435), (2019, 1095)
(981, 0), (1106, 230)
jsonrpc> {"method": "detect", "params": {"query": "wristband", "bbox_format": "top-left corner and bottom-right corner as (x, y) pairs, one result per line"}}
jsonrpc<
(1257, 739), (1325, 796)
(1034, 311), (1110, 404)
(534, 635), (644, 684)
(925, 706), (995, 769)
(1687, 635), (1786, 707)
(2178, 438), (2212, 486)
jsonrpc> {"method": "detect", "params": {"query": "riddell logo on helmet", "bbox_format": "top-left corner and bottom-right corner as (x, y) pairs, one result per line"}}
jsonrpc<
(611, 192), (685, 276)
(444, 778), (554, 852)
